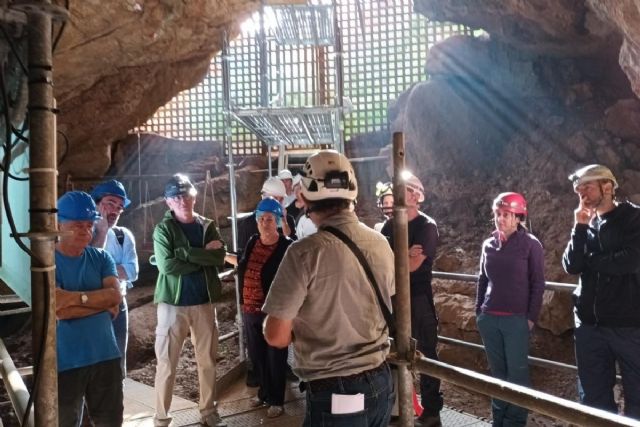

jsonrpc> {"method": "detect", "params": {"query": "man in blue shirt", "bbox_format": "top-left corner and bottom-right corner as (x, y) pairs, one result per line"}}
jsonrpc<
(55, 191), (123, 427)
(91, 179), (139, 377)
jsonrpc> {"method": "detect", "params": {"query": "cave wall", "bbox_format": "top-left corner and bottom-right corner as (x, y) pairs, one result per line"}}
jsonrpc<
(385, 2), (640, 344)
(53, 0), (258, 178)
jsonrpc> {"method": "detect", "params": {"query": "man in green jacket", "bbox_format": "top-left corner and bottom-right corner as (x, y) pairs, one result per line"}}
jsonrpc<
(152, 174), (227, 427)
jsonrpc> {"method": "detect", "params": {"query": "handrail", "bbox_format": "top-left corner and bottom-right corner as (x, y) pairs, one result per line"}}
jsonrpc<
(405, 355), (640, 427)
(432, 271), (577, 293)
(0, 338), (33, 426)
(437, 335), (622, 383)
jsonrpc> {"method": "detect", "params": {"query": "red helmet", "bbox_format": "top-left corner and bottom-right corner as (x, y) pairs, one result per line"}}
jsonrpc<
(492, 192), (527, 215)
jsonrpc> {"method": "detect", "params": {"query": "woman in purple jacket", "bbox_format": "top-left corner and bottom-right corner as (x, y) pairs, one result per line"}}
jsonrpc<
(476, 192), (545, 427)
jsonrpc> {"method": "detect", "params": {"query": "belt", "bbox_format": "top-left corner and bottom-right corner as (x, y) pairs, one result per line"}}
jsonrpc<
(304, 363), (388, 393)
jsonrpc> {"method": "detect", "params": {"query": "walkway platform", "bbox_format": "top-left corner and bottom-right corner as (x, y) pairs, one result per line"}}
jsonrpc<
(122, 377), (489, 426)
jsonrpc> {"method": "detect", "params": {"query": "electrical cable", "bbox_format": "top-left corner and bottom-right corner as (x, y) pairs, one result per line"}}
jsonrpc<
(52, 0), (70, 53)
(0, 68), (28, 181)
(0, 25), (27, 76)
(0, 62), (49, 427)
(57, 129), (69, 166)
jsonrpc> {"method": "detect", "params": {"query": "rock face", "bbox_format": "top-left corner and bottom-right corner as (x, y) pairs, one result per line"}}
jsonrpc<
(387, 32), (640, 336)
(53, 0), (257, 177)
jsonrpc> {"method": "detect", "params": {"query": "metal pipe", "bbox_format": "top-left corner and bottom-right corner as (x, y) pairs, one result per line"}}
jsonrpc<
(0, 339), (33, 426)
(432, 271), (577, 293)
(409, 355), (640, 427)
(219, 330), (239, 344)
(222, 31), (245, 361)
(27, 2), (58, 425)
(391, 133), (412, 427)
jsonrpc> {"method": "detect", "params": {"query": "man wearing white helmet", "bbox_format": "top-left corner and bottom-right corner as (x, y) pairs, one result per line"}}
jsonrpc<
(263, 150), (395, 426)
(380, 170), (443, 427)
(563, 164), (640, 419)
(278, 169), (297, 207)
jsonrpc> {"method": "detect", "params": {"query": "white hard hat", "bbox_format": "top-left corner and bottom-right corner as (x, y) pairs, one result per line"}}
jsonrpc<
(401, 170), (425, 203)
(277, 169), (293, 180)
(569, 164), (618, 189)
(301, 150), (358, 202)
(261, 177), (287, 199)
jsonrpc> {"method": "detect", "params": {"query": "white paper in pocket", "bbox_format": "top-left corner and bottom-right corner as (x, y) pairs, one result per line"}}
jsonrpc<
(330, 393), (365, 414)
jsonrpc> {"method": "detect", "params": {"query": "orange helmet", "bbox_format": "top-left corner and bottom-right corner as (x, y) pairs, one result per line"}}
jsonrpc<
(493, 192), (527, 215)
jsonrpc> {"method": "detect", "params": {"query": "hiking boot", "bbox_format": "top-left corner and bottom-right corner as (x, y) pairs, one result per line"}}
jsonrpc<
(266, 405), (284, 418)
(416, 413), (442, 427)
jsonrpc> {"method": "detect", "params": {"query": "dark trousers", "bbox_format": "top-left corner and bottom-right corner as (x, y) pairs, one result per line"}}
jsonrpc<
(243, 312), (288, 405)
(575, 324), (640, 419)
(112, 298), (128, 378)
(303, 363), (394, 427)
(411, 293), (443, 416)
(477, 313), (530, 427)
(58, 358), (123, 427)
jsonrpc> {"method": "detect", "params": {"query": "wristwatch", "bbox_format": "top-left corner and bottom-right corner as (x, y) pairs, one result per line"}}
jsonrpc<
(80, 293), (88, 304)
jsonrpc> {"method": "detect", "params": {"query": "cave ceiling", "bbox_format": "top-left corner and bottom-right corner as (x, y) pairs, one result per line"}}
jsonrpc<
(45, 0), (640, 177)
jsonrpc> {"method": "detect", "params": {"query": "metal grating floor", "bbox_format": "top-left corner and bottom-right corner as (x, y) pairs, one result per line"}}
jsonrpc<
(123, 376), (490, 426)
(232, 107), (340, 147)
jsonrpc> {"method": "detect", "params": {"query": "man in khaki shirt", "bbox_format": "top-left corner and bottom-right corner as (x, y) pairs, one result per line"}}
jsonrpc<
(263, 150), (395, 427)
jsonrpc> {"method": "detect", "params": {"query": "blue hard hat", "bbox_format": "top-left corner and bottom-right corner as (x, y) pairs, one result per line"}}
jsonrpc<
(90, 179), (131, 208)
(164, 174), (197, 198)
(255, 197), (283, 218)
(57, 191), (102, 223)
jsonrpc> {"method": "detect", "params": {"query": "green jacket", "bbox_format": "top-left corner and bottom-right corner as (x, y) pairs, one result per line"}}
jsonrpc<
(153, 210), (226, 305)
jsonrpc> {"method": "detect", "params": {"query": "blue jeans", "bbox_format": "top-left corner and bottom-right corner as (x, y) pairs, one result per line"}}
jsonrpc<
(575, 324), (640, 419)
(477, 313), (530, 427)
(303, 363), (394, 427)
(112, 298), (128, 378)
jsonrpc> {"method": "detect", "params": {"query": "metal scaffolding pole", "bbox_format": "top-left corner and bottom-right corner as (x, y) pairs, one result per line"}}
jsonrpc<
(391, 133), (413, 427)
(26, 1), (58, 425)
(222, 31), (245, 361)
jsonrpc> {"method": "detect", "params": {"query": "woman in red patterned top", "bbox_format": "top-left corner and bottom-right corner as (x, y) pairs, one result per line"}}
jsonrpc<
(227, 197), (293, 418)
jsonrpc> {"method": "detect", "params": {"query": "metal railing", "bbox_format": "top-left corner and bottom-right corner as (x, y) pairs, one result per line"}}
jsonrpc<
(432, 271), (578, 293)
(405, 354), (640, 427)
(0, 338), (33, 426)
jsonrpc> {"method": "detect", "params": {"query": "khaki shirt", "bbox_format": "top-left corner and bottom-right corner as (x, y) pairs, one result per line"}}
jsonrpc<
(263, 211), (395, 381)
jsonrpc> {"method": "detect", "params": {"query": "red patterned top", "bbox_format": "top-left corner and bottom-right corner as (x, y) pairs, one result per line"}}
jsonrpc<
(242, 239), (278, 314)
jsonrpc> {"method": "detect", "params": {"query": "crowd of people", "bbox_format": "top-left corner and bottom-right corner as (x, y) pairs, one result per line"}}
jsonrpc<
(52, 155), (640, 427)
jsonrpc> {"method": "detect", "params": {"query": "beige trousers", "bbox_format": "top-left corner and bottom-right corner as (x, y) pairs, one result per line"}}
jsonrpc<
(154, 302), (219, 425)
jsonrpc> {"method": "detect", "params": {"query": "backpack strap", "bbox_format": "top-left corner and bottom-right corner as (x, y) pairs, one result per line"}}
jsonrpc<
(112, 226), (125, 247)
(322, 226), (396, 338)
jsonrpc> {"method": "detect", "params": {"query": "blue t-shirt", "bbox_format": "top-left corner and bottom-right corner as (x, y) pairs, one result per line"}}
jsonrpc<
(176, 221), (209, 306)
(55, 247), (121, 372)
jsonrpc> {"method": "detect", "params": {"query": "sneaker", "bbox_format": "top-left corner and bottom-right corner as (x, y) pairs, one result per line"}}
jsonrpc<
(416, 413), (442, 427)
(201, 411), (227, 427)
(153, 415), (172, 427)
(266, 405), (284, 418)
(249, 396), (264, 408)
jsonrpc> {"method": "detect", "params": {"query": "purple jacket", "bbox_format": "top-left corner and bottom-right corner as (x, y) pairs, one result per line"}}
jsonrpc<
(476, 228), (545, 323)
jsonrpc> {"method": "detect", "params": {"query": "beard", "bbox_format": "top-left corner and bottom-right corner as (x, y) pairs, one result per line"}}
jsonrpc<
(107, 214), (119, 227)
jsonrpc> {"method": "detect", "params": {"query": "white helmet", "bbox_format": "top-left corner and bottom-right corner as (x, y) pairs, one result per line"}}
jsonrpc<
(401, 170), (425, 203)
(261, 177), (287, 199)
(277, 169), (293, 180)
(569, 164), (618, 190)
(301, 150), (358, 201)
